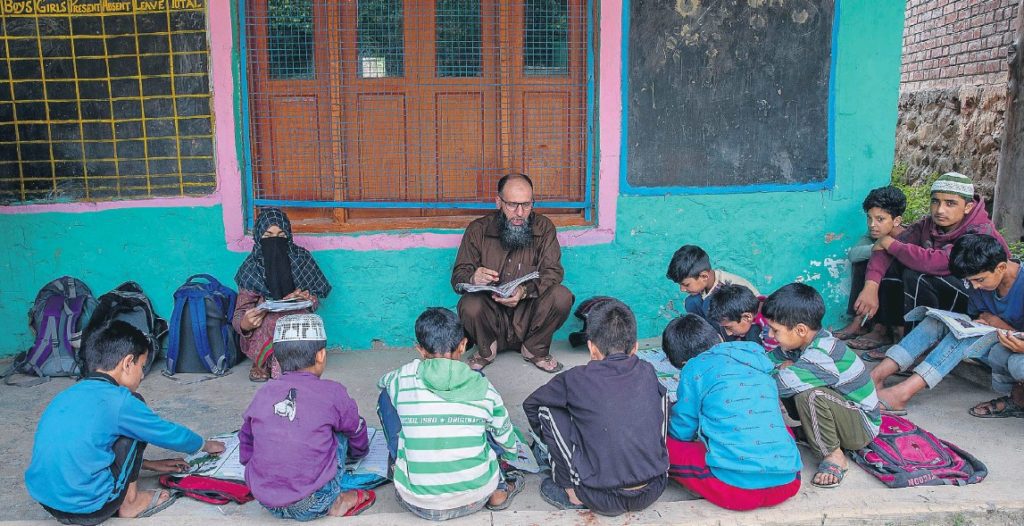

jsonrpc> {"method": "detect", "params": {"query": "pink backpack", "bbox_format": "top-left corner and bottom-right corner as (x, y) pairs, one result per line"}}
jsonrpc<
(160, 475), (254, 505)
(850, 415), (987, 488)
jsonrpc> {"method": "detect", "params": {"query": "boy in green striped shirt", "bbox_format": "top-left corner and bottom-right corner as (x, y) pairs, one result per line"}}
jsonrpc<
(762, 284), (881, 490)
(377, 308), (524, 520)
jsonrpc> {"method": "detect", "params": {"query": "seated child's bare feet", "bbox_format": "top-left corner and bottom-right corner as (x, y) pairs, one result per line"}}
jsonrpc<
(832, 318), (868, 340)
(329, 490), (375, 517)
(118, 485), (171, 518)
(328, 490), (361, 516)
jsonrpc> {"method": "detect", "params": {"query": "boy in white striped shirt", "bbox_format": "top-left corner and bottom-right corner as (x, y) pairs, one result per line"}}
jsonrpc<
(377, 307), (524, 520)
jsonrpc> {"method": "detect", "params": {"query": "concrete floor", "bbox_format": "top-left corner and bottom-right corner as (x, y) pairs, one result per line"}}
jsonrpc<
(2, 339), (1023, 525)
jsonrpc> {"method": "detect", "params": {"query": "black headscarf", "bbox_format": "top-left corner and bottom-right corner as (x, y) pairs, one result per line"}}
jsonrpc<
(234, 208), (332, 300)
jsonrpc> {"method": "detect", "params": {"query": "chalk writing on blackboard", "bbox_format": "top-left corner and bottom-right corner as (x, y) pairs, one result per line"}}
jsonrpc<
(1, 0), (204, 16)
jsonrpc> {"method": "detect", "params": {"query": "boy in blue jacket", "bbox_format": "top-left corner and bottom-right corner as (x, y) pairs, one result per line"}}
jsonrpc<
(663, 315), (802, 511)
(25, 321), (223, 525)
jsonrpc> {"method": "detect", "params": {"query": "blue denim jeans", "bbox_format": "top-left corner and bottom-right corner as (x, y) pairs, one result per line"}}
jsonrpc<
(886, 317), (999, 388)
(264, 435), (354, 521)
(987, 344), (1024, 394)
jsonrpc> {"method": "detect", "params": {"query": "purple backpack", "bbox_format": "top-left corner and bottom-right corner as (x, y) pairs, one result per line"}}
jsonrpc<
(850, 415), (987, 488)
(2, 277), (97, 386)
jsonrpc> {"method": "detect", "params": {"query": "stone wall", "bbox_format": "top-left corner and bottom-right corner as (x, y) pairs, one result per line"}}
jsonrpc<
(895, 86), (1005, 199)
(896, 0), (1018, 199)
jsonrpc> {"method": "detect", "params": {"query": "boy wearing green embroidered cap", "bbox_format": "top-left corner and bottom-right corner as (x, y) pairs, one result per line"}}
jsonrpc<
(853, 172), (1011, 358)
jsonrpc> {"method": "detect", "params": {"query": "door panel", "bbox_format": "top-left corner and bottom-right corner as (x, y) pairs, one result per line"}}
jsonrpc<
(248, 0), (587, 230)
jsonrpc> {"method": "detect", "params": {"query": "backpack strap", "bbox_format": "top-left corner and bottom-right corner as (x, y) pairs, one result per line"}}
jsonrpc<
(186, 293), (227, 375)
(164, 287), (191, 376)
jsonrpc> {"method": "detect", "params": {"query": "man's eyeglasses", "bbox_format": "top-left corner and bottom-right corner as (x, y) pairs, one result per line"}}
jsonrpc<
(499, 196), (534, 212)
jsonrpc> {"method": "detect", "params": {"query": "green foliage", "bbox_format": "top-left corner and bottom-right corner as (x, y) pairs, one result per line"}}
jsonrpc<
(890, 162), (938, 224)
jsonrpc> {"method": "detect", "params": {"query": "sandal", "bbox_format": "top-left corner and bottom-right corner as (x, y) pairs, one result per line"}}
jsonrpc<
(249, 363), (270, 382)
(134, 489), (180, 518)
(811, 460), (848, 489)
(539, 477), (586, 511)
(342, 490), (376, 517)
(968, 396), (1024, 418)
(832, 325), (868, 340)
(878, 399), (908, 416)
(486, 471), (526, 511)
(859, 346), (891, 363)
(467, 354), (490, 371)
(529, 355), (563, 373)
(846, 334), (893, 351)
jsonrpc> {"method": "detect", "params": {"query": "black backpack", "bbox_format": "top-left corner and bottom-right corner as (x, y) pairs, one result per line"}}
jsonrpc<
(85, 281), (168, 375)
(164, 274), (240, 377)
(568, 296), (615, 348)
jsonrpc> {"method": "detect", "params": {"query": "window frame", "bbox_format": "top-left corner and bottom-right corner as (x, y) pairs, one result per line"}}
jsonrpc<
(236, 0), (597, 233)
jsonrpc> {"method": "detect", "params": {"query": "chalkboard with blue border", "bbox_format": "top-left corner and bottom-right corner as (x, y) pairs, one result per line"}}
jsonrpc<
(625, 0), (835, 192)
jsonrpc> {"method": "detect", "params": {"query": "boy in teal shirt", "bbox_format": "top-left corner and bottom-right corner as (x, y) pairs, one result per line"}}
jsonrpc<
(664, 314), (801, 511)
(25, 321), (223, 525)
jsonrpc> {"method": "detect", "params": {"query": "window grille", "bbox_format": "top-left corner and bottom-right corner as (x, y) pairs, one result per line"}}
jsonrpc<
(241, 0), (592, 227)
(0, 3), (215, 204)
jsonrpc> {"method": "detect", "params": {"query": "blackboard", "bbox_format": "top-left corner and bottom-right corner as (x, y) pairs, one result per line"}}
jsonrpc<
(626, 0), (834, 189)
(0, 0), (214, 203)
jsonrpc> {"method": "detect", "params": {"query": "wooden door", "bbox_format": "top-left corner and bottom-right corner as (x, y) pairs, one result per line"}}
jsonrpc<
(248, 0), (587, 231)
(246, 0), (336, 225)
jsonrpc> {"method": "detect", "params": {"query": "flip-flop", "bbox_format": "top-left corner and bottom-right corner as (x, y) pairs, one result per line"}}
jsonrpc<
(878, 399), (908, 416)
(968, 396), (1024, 418)
(810, 460), (848, 489)
(539, 477), (586, 510)
(248, 363), (270, 382)
(846, 335), (893, 351)
(529, 356), (564, 373)
(343, 489), (376, 517)
(467, 354), (490, 371)
(859, 346), (891, 363)
(486, 471), (526, 511)
(135, 489), (180, 518)
(832, 327), (867, 340)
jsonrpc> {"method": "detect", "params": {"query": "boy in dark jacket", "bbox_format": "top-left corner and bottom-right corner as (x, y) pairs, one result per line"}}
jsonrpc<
(523, 298), (668, 516)
(25, 321), (224, 525)
(853, 172), (1010, 356)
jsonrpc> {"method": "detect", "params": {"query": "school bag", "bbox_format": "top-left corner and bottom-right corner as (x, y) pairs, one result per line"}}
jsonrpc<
(850, 415), (987, 488)
(2, 277), (98, 386)
(164, 274), (240, 376)
(85, 281), (168, 376)
(159, 475), (254, 505)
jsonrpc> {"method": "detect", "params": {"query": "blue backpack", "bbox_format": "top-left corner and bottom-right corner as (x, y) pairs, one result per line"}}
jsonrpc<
(2, 277), (98, 386)
(164, 274), (240, 377)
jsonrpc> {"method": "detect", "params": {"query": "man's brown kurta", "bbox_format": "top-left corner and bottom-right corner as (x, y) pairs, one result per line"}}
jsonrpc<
(451, 211), (574, 363)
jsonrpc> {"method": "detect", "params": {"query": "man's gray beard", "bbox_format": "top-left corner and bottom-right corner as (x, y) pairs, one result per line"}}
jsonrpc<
(499, 213), (533, 251)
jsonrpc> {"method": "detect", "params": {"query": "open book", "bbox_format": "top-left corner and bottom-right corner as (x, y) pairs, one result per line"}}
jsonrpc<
(181, 428), (390, 481)
(906, 307), (1002, 340)
(636, 347), (680, 403)
(455, 271), (540, 298)
(256, 298), (313, 313)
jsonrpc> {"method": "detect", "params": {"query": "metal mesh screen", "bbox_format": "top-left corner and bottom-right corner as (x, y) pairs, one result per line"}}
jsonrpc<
(243, 0), (591, 217)
(0, 2), (215, 204)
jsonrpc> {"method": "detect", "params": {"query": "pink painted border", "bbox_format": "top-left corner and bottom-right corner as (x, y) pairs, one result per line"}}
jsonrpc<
(3, 0), (620, 253)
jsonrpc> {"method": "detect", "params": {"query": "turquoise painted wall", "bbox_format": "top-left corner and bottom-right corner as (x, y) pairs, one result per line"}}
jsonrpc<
(0, 1), (905, 356)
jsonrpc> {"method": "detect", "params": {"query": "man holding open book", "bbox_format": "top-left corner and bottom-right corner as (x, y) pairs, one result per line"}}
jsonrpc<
(451, 174), (575, 373)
